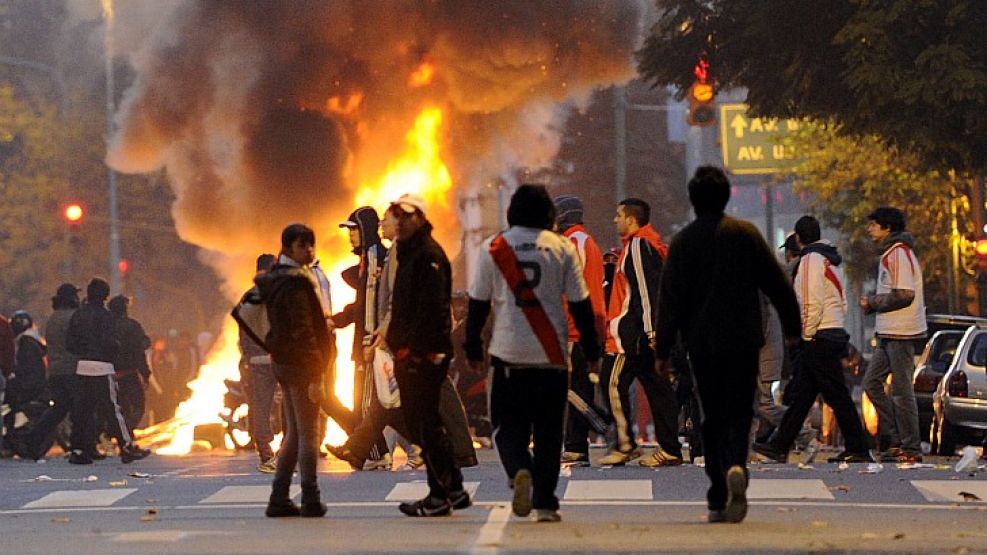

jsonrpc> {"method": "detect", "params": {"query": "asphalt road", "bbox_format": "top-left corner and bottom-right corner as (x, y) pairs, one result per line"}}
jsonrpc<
(1, 446), (986, 554)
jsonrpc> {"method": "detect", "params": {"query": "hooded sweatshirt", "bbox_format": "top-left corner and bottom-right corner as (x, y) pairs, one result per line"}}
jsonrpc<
(13, 328), (47, 390)
(871, 232), (926, 339)
(332, 207), (386, 361)
(793, 241), (848, 341)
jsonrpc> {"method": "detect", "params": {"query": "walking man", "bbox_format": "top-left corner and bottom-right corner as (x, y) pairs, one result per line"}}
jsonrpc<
(600, 198), (682, 466)
(554, 195), (607, 467)
(386, 193), (470, 517)
(108, 296), (152, 433)
(655, 167), (800, 523)
(257, 224), (330, 517)
(467, 184), (601, 522)
(752, 215), (872, 464)
(860, 207), (926, 462)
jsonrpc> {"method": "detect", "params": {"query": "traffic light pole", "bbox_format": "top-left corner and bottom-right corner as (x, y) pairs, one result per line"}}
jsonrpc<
(104, 3), (121, 293)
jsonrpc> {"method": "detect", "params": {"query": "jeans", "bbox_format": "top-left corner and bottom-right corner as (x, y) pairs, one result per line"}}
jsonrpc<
(248, 363), (278, 461)
(270, 374), (321, 504)
(864, 338), (921, 453)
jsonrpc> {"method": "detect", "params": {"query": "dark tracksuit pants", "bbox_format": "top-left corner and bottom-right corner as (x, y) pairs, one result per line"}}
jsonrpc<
(564, 342), (594, 455)
(271, 374), (321, 504)
(601, 351), (681, 456)
(356, 361), (389, 461)
(394, 355), (463, 500)
(690, 348), (759, 511)
(491, 360), (568, 511)
(115, 372), (146, 432)
(770, 337), (869, 454)
(28, 374), (75, 458)
(70, 373), (133, 453)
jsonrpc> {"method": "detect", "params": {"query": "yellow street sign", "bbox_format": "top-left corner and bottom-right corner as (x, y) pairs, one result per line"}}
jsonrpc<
(719, 103), (804, 175)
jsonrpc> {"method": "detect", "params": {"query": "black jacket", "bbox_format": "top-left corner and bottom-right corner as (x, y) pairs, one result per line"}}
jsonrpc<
(113, 316), (151, 378)
(14, 331), (47, 390)
(656, 214), (800, 359)
(332, 207), (386, 361)
(386, 223), (453, 357)
(255, 263), (332, 385)
(66, 301), (118, 363)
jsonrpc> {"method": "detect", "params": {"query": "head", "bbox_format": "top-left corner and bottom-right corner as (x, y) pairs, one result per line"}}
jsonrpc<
(866, 206), (905, 243)
(614, 198), (650, 236)
(603, 248), (620, 265)
(280, 223), (316, 266)
(108, 295), (130, 318)
(255, 253), (276, 274)
(381, 205), (400, 241)
(391, 193), (430, 241)
(507, 184), (555, 230)
(52, 283), (80, 310)
(10, 310), (32, 336)
(793, 215), (821, 248)
(553, 194), (583, 233)
(687, 166), (731, 215)
(86, 277), (111, 305)
(780, 232), (801, 263)
(339, 206), (381, 251)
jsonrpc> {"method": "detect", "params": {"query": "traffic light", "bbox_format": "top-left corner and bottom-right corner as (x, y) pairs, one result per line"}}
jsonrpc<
(118, 258), (130, 276)
(64, 203), (84, 225)
(686, 57), (715, 127)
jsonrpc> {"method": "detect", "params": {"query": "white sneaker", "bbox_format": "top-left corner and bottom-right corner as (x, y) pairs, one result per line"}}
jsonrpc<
(535, 509), (561, 522)
(363, 453), (393, 471)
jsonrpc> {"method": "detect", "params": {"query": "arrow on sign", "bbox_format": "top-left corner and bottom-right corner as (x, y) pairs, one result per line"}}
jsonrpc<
(730, 114), (748, 138)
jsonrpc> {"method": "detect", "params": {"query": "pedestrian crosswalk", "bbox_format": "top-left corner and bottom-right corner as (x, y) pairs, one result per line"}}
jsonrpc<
(8, 478), (987, 510)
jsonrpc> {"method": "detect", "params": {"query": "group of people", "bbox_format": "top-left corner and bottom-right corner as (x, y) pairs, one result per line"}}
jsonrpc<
(251, 165), (930, 524)
(0, 279), (151, 464)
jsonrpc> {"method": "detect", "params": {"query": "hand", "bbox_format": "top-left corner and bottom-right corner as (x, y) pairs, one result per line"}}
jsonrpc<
(307, 381), (324, 404)
(588, 371), (600, 384)
(326, 317), (336, 330)
(586, 359), (602, 377)
(858, 296), (871, 311)
(362, 344), (376, 364)
(648, 334), (657, 351)
(654, 358), (668, 376)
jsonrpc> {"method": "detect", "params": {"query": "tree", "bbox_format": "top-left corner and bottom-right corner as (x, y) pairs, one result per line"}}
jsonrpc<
(637, 0), (987, 174)
(789, 121), (975, 313)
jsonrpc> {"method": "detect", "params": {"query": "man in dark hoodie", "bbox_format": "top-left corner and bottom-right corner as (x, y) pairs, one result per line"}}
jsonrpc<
(860, 207), (926, 462)
(655, 167), (800, 523)
(108, 296), (152, 433)
(4, 311), (48, 454)
(66, 278), (148, 465)
(332, 206), (390, 468)
(753, 215), (872, 465)
(256, 224), (328, 518)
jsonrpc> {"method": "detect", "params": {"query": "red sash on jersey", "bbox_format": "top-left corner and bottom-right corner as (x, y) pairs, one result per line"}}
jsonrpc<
(488, 235), (566, 365)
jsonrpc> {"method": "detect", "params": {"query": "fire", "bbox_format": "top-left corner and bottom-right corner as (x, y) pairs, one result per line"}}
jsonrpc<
(408, 61), (435, 88)
(144, 104), (455, 455)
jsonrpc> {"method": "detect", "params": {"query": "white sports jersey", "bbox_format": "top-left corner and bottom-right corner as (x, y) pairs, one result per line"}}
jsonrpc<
(875, 242), (927, 337)
(469, 226), (589, 365)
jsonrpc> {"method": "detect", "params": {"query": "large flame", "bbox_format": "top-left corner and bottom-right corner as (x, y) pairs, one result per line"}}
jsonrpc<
(145, 104), (454, 455)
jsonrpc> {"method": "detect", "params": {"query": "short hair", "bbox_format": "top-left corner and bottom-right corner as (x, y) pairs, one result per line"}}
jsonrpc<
(86, 277), (110, 303)
(867, 207), (906, 232)
(256, 253), (276, 272)
(618, 198), (650, 226)
(687, 166), (731, 215)
(507, 184), (555, 229)
(794, 215), (821, 245)
(280, 223), (315, 250)
(108, 295), (130, 317)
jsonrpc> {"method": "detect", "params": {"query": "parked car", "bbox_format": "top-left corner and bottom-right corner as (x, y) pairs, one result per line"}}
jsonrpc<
(913, 330), (965, 442)
(930, 324), (987, 455)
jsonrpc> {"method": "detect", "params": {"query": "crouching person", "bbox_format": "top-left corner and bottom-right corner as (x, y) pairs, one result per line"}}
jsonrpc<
(256, 224), (330, 518)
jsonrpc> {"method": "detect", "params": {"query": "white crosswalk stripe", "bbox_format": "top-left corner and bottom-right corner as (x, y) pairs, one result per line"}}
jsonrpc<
(911, 481), (987, 503)
(200, 485), (301, 504)
(385, 481), (481, 501)
(747, 479), (834, 500)
(564, 480), (652, 500)
(22, 488), (137, 509)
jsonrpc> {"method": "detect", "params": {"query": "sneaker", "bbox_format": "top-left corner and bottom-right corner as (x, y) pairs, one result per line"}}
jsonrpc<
(403, 444), (425, 470)
(707, 509), (727, 523)
(535, 509), (561, 522)
(300, 501), (328, 517)
(363, 453), (393, 471)
(827, 450), (875, 463)
(120, 444), (150, 464)
(449, 489), (472, 510)
(265, 500), (301, 517)
(751, 442), (788, 464)
(326, 444), (363, 470)
(879, 448), (921, 463)
(511, 468), (533, 517)
(598, 448), (642, 466)
(257, 458), (278, 474)
(68, 450), (93, 465)
(724, 465), (748, 523)
(398, 496), (452, 517)
(639, 448), (684, 467)
(560, 451), (590, 466)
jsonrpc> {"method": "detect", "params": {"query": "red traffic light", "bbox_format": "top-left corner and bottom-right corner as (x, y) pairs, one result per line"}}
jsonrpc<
(118, 259), (130, 275)
(64, 204), (84, 223)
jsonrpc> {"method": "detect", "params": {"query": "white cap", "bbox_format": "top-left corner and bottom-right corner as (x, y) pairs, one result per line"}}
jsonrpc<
(392, 192), (428, 216)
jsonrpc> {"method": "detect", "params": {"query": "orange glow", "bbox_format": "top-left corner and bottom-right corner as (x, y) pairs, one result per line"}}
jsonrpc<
(65, 204), (84, 222)
(408, 61), (435, 88)
(975, 239), (987, 257)
(326, 93), (364, 117)
(691, 82), (714, 103)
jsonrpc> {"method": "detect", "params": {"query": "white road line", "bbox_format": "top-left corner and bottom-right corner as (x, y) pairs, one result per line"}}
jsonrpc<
(470, 503), (512, 555)
(22, 488), (137, 509)
(111, 530), (235, 543)
(385, 481), (481, 501)
(563, 479), (652, 500)
(911, 480), (987, 503)
(200, 485), (301, 504)
(747, 479), (834, 500)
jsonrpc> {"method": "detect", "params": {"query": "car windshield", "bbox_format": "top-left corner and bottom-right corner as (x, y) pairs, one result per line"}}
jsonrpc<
(931, 334), (963, 367)
(967, 333), (987, 367)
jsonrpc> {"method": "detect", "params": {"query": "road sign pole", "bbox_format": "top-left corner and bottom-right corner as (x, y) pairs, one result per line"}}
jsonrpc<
(764, 180), (775, 245)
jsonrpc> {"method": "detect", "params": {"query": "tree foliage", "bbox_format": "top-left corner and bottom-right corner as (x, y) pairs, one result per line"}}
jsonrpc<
(789, 121), (975, 312)
(637, 0), (987, 173)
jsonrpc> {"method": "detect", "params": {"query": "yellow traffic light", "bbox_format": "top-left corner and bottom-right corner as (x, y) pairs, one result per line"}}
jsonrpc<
(687, 82), (716, 127)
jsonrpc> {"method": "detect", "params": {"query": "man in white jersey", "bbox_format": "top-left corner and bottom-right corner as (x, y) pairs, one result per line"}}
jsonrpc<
(466, 184), (601, 523)
(860, 207), (927, 462)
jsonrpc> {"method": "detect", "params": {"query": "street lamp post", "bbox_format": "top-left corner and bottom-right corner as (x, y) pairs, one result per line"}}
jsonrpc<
(103, 1), (121, 293)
